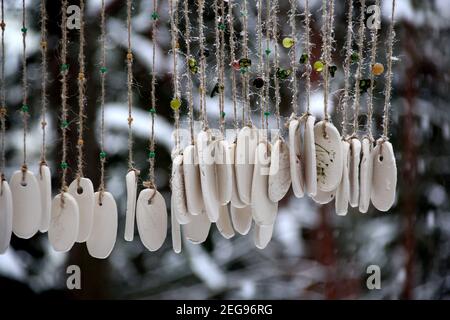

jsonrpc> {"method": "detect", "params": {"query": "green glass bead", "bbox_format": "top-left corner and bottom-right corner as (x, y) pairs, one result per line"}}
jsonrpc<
(351, 52), (359, 63)
(21, 27), (27, 33)
(148, 151), (156, 159)
(60, 162), (68, 169)
(300, 53), (308, 64)
(264, 111), (271, 117)
(21, 104), (29, 113)
(188, 58), (198, 73)
(61, 120), (69, 128)
(240, 10), (247, 17)
(282, 37), (295, 49)
(220, 111), (226, 118)
(149, 108), (156, 114)
(100, 66), (107, 73)
(276, 68), (292, 80)
(265, 48), (271, 56)
(151, 12), (159, 20)
(60, 64), (69, 72)
(313, 61), (324, 72)
(240, 67), (248, 74)
(328, 65), (337, 78)
(99, 151), (107, 159)
(218, 23), (226, 31)
(170, 98), (181, 110)
(239, 58), (252, 68)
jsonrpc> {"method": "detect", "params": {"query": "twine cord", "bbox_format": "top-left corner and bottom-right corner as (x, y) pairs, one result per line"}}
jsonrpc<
(197, 0), (208, 130)
(351, 0), (366, 136)
(382, 0), (396, 140)
(0, 0), (5, 178)
(60, 0), (69, 199)
(99, 0), (107, 201)
(228, 0), (239, 133)
(214, 0), (225, 135)
(321, 0), (330, 122)
(341, 0), (354, 138)
(241, 0), (251, 126)
(126, 0), (134, 170)
(169, 0), (181, 150)
(76, 0), (86, 185)
(263, 0), (271, 137)
(272, 0), (281, 131)
(256, 0), (264, 130)
(183, 0), (194, 145)
(40, 0), (48, 165)
(303, 0), (312, 114)
(21, 0), (28, 176)
(288, 0), (298, 117)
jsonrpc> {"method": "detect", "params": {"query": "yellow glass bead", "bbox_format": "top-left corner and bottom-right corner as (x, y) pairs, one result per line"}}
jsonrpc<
(282, 37), (295, 48)
(313, 60), (324, 72)
(372, 63), (384, 76)
(170, 98), (181, 110)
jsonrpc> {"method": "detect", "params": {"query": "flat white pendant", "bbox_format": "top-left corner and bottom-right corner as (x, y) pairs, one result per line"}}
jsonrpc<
(230, 143), (246, 208)
(314, 121), (343, 192)
(288, 119), (305, 198)
(183, 144), (204, 215)
(197, 130), (220, 222)
(171, 195), (182, 253)
(37, 164), (52, 233)
(68, 177), (94, 243)
(183, 211), (211, 244)
(230, 205), (252, 235)
(251, 142), (278, 226)
(49, 192), (79, 252)
(304, 115), (317, 196)
(371, 139), (397, 212)
(254, 223), (274, 249)
(124, 170), (138, 241)
(87, 192), (118, 259)
(312, 188), (336, 204)
(215, 140), (232, 205)
(10, 170), (42, 239)
(0, 180), (13, 254)
(136, 188), (168, 251)
(359, 138), (373, 213)
(171, 154), (191, 224)
(335, 141), (350, 216)
(349, 138), (361, 208)
(268, 138), (291, 202)
(216, 205), (235, 239)
(235, 126), (259, 205)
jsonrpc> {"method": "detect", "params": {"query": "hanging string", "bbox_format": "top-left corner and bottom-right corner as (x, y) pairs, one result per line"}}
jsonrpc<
(320, 0), (330, 122)
(197, 0), (208, 131)
(145, 0), (158, 189)
(60, 0), (69, 196)
(0, 0), (6, 181)
(214, 0), (225, 134)
(169, 0), (181, 150)
(272, 0), (281, 131)
(98, 0), (107, 201)
(366, 0), (380, 141)
(76, 0), (86, 185)
(39, 0), (48, 166)
(20, 0), (29, 178)
(241, 0), (251, 126)
(126, 0), (135, 170)
(228, 0), (239, 133)
(382, 0), (396, 140)
(183, 0), (195, 145)
(263, 0), (271, 137)
(303, 0), (312, 115)
(256, 0), (264, 130)
(341, 0), (354, 138)
(288, 0), (298, 117)
(351, 0), (366, 136)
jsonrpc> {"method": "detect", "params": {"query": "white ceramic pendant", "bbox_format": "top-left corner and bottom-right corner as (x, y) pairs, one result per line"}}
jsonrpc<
(68, 177), (94, 243)
(230, 205), (252, 236)
(37, 164), (52, 233)
(216, 205), (235, 239)
(124, 170), (138, 241)
(183, 211), (211, 244)
(268, 138), (291, 202)
(235, 126), (259, 205)
(10, 170), (42, 239)
(48, 192), (79, 252)
(349, 138), (361, 208)
(288, 119), (305, 198)
(359, 138), (373, 213)
(171, 196), (182, 253)
(254, 223), (274, 250)
(230, 143), (246, 208)
(183, 144), (204, 215)
(251, 142), (278, 226)
(314, 121), (343, 192)
(304, 115), (317, 196)
(136, 188), (168, 251)
(311, 188), (336, 204)
(171, 154), (191, 225)
(335, 141), (350, 216)
(197, 130), (220, 222)
(371, 139), (397, 212)
(215, 140), (232, 205)
(0, 180), (13, 254)
(87, 192), (118, 259)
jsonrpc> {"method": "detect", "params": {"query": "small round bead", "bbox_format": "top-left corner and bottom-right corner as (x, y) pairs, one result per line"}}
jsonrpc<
(128, 116), (134, 124)
(253, 77), (264, 88)
(282, 37), (295, 49)
(239, 58), (252, 68)
(351, 52), (359, 63)
(61, 120), (69, 128)
(218, 23), (226, 31)
(100, 151), (107, 159)
(100, 66), (107, 73)
(220, 111), (226, 118)
(264, 111), (271, 117)
(313, 60), (324, 72)
(21, 104), (29, 113)
(60, 64), (69, 72)
(265, 49), (271, 56)
(170, 98), (181, 110)
(231, 60), (240, 70)
(21, 27), (27, 33)
(148, 151), (156, 159)
(60, 162), (68, 169)
(77, 139), (84, 146)
(78, 73), (85, 81)
(372, 63), (384, 76)
(149, 108), (156, 114)
(127, 52), (133, 61)
(40, 41), (47, 49)
(151, 12), (159, 20)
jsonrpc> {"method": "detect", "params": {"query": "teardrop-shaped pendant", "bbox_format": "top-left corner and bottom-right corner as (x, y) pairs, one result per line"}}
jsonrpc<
(124, 170), (138, 241)
(230, 142), (246, 208)
(216, 205), (235, 239)
(171, 196), (182, 254)
(349, 138), (361, 208)
(171, 154), (191, 225)
(359, 137), (373, 213)
(10, 170), (42, 239)
(136, 188), (168, 251)
(288, 118), (305, 198)
(303, 115), (317, 197)
(314, 121), (343, 192)
(183, 211), (211, 244)
(0, 180), (13, 254)
(37, 164), (52, 233)
(335, 141), (350, 216)
(68, 177), (95, 243)
(230, 205), (252, 235)
(268, 138), (291, 202)
(371, 139), (397, 212)
(49, 192), (79, 252)
(254, 223), (274, 249)
(183, 144), (204, 215)
(86, 192), (118, 259)
(215, 140), (232, 205)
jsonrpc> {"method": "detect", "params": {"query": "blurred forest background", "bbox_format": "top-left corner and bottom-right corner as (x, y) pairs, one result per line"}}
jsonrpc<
(0, 0), (449, 300)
